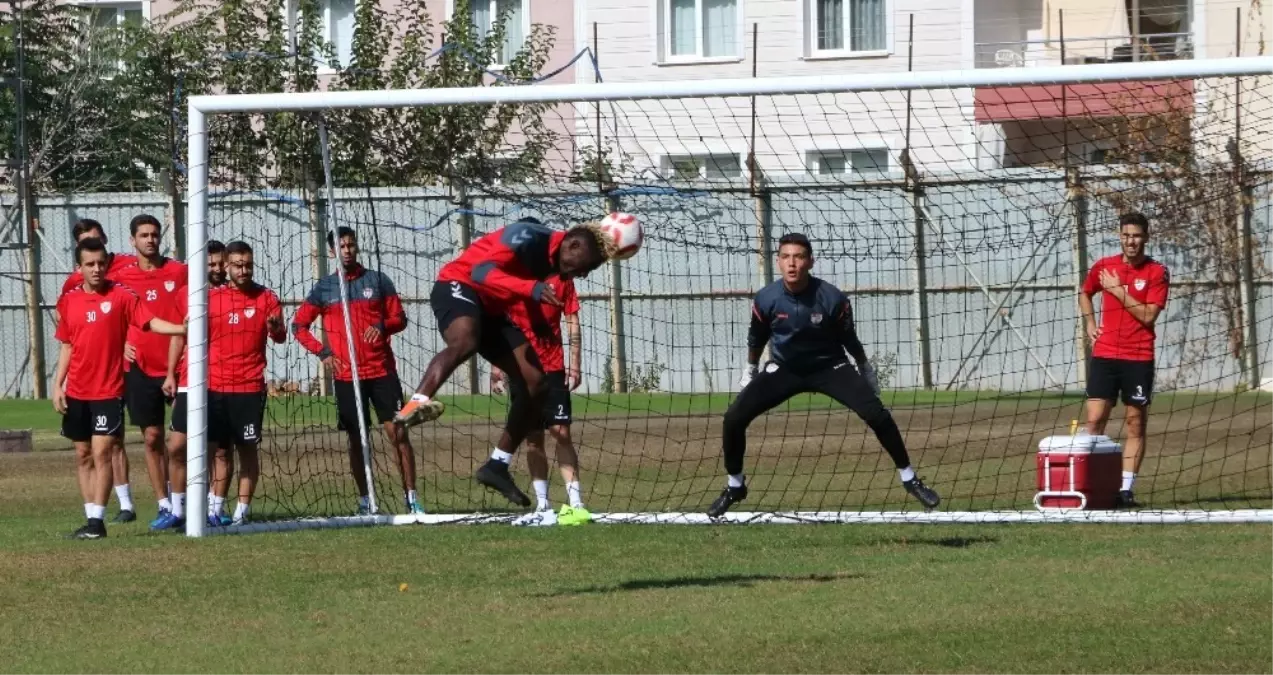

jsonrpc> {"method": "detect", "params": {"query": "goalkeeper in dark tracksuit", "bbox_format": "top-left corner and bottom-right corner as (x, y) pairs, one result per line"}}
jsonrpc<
(708, 233), (942, 517)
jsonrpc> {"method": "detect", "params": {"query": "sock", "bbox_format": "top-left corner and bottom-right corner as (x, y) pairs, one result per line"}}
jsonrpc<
(566, 481), (583, 508)
(406, 489), (418, 506)
(490, 448), (513, 464)
(727, 473), (745, 489)
(1121, 471), (1136, 492)
(114, 484), (134, 512)
(233, 501), (250, 522)
(88, 503), (106, 520)
(209, 494), (225, 516)
(532, 480), (550, 510)
(84, 503), (93, 519)
(899, 466), (917, 483)
(171, 493), (186, 518)
(410, 393), (431, 404)
(358, 495), (370, 511)
(158, 497), (172, 513)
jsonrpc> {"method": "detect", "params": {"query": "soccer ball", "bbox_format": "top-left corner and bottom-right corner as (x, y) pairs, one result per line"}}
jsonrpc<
(599, 212), (642, 261)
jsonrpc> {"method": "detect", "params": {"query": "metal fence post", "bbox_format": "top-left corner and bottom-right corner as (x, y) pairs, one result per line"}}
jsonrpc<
(306, 178), (331, 397)
(1068, 168), (1090, 390)
(908, 157), (934, 389)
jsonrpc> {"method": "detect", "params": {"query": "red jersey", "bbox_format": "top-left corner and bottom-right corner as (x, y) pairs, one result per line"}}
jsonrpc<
(505, 278), (579, 373)
(174, 292), (190, 391)
(208, 283), (286, 393)
(60, 253), (137, 297)
(292, 265), (407, 382)
(1083, 254), (1170, 361)
(55, 282), (155, 400)
(113, 258), (188, 378)
(436, 219), (566, 311)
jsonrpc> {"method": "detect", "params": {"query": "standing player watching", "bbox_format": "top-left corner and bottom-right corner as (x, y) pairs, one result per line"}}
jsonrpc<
(53, 238), (186, 539)
(1078, 212), (1169, 508)
(60, 219), (138, 522)
(208, 241), (286, 525)
(393, 217), (617, 507)
(492, 272), (590, 527)
(292, 227), (423, 515)
(155, 240), (228, 531)
(111, 214), (188, 529)
(708, 233), (941, 517)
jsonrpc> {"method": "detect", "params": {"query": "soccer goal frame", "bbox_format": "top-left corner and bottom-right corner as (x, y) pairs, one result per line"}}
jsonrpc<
(182, 56), (1273, 537)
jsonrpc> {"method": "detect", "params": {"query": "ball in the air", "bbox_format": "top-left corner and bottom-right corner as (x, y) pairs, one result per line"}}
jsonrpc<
(599, 212), (642, 261)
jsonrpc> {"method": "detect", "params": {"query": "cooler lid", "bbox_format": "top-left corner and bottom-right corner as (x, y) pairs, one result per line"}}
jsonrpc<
(1037, 434), (1122, 454)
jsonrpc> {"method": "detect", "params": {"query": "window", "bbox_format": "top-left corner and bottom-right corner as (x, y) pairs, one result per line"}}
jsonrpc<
(809, 148), (890, 175)
(286, 0), (357, 70)
(664, 154), (742, 180)
(470, 0), (527, 66)
(75, 2), (145, 72)
(662, 0), (739, 61)
(810, 0), (888, 54)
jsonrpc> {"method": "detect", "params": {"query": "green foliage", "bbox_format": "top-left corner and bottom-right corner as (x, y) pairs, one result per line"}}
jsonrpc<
(602, 356), (667, 393)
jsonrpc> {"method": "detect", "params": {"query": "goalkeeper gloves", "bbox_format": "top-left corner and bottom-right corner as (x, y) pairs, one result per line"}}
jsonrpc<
(859, 361), (880, 395)
(740, 363), (759, 389)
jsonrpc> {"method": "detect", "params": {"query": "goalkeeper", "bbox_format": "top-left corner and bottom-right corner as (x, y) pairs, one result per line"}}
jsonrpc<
(394, 217), (611, 507)
(708, 233), (941, 517)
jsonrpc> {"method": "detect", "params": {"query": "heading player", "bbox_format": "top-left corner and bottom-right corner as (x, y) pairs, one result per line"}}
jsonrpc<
(1078, 212), (1169, 508)
(493, 272), (590, 527)
(60, 219), (139, 521)
(392, 217), (612, 507)
(54, 238), (186, 539)
(207, 241), (286, 526)
(293, 227), (423, 515)
(154, 240), (228, 531)
(111, 215), (188, 529)
(708, 233), (941, 517)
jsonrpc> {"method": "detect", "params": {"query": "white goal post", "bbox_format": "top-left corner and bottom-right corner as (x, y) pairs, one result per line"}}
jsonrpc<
(182, 56), (1273, 537)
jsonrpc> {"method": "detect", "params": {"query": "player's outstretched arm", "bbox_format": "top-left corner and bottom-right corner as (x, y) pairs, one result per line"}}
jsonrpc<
(51, 343), (71, 414)
(741, 301), (770, 386)
(291, 298), (327, 357)
(146, 317), (186, 336)
(380, 275), (408, 335)
(566, 313), (583, 391)
(265, 292), (287, 344)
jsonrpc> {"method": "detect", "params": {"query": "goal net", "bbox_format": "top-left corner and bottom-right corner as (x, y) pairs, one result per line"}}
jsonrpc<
(182, 58), (1273, 534)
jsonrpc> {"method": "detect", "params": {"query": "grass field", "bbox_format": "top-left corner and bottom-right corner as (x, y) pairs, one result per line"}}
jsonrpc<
(2, 451), (1272, 673)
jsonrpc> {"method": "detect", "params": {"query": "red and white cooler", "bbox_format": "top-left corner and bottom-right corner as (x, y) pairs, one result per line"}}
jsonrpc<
(1034, 434), (1122, 510)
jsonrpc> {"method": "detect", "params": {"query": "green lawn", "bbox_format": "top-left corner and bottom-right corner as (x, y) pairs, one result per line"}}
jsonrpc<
(1, 450), (1270, 673)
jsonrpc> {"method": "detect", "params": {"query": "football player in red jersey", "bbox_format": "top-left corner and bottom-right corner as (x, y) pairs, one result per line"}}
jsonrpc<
(53, 238), (186, 539)
(393, 217), (611, 507)
(293, 227), (421, 515)
(1079, 212), (1170, 508)
(206, 241), (286, 526)
(112, 214), (189, 529)
(157, 240), (228, 531)
(494, 275), (590, 526)
(60, 218), (140, 521)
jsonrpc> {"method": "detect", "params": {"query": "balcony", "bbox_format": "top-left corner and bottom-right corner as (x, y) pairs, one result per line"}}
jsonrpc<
(975, 33), (1194, 69)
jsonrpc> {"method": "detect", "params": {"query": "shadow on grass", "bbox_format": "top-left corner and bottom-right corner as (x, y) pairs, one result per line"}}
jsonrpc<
(870, 535), (1000, 548)
(538, 571), (862, 597)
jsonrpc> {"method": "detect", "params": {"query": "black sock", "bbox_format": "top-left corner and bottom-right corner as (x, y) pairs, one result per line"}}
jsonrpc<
(867, 413), (912, 470)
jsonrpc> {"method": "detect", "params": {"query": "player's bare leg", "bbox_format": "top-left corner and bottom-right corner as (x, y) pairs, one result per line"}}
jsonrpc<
(1117, 404), (1148, 508)
(152, 431), (188, 530)
(1084, 397), (1113, 435)
(73, 435), (116, 539)
(231, 443), (259, 525)
(475, 344), (546, 507)
(382, 420), (422, 513)
(75, 441), (94, 506)
(141, 424), (170, 515)
(550, 425), (591, 525)
(110, 437), (135, 522)
(395, 318), (480, 426)
(512, 430), (559, 526)
(345, 431), (372, 512)
(208, 444), (233, 525)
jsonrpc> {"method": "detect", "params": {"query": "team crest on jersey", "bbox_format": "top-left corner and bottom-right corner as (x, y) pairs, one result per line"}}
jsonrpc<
(1134, 279), (1146, 291)
(362, 288), (373, 299)
(99, 301), (112, 314)
(244, 308), (256, 318)
(811, 313), (823, 325)
(164, 281), (176, 292)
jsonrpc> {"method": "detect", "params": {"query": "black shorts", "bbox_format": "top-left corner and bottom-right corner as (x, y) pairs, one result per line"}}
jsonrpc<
(126, 368), (169, 429)
(430, 280), (529, 366)
(208, 391), (267, 446)
(335, 375), (405, 433)
(510, 370), (573, 429)
(61, 397), (125, 442)
(1087, 357), (1155, 406)
(170, 392), (187, 434)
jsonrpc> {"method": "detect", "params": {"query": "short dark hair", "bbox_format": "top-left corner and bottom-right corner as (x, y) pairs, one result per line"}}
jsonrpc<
(129, 214), (162, 236)
(75, 237), (107, 264)
(1119, 212), (1149, 233)
(207, 239), (226, 256)
(71, 218), (105, 243)
(326, 226), (356, 250)
(225, 240), (253, 256)
(777, 233), (813, 256)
